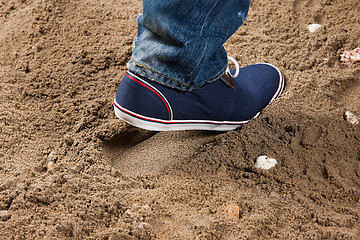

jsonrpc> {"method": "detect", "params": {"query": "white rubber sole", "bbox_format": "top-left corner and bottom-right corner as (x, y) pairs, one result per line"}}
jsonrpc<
(114, 100), (252, 131)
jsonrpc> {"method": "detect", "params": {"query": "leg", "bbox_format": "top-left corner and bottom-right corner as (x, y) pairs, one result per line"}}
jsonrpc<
(114, 0), (285, 131)
(128, 0), (250, 91)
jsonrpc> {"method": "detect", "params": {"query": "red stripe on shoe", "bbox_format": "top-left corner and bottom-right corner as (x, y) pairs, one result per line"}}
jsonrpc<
(274, 72), (284, 100)
(125, 72), (171, 121)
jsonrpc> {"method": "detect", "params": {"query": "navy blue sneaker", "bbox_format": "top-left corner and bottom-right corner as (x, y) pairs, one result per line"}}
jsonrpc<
(114, 58), (284, 131)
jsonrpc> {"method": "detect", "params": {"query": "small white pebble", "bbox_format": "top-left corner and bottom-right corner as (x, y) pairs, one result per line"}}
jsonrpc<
(308, 23), (322, 32)
(124, 209), (135, 216)
(344, 111), (359, 125)
(47, 161), (55, 171)
(255, 156), (277, 170)
(46, 152), (55, 171)
(136, 222), (149, 229)
(143, 204), (151, 211)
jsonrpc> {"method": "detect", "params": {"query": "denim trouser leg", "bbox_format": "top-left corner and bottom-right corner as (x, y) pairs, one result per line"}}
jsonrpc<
(127, 0), (250, 91)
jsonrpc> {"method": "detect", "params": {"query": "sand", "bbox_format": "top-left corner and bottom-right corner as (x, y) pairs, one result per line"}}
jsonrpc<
(1, 0), (359, 239)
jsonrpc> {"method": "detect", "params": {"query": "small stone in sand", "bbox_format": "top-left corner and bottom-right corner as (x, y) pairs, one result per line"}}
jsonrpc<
(340, 48), (360, 66)
(344, 111), (359, 125)
(224, 203), (240, 219)
(46, 152), (55, 171)
(308, 23), (322, 32)
(255, 156), (277, 170)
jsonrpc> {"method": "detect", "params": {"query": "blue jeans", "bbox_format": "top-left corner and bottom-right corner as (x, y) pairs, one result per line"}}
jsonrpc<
(128, 0), (250, 91)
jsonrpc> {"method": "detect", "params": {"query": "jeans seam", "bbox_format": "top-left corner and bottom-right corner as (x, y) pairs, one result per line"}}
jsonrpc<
(190, 0), (219, 75)
(132, 58), (227, 89)
(199, 0), (219, 36)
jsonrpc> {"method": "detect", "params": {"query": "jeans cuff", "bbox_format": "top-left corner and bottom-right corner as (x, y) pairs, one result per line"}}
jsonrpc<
(127, 59), (227, 91)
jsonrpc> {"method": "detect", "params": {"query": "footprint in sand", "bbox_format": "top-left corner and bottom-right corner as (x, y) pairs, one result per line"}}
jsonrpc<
(102, 126), (218, 177)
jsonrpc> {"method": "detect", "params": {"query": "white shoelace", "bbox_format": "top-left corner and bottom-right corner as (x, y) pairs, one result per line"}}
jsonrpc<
(226, 56), (240, 78)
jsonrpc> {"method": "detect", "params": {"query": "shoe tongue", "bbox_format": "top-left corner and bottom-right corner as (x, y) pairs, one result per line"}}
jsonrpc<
(220, 72), (235, 88)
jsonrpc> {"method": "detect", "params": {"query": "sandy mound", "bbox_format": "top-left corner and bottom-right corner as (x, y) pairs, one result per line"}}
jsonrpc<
(1, 0), (359, 239)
